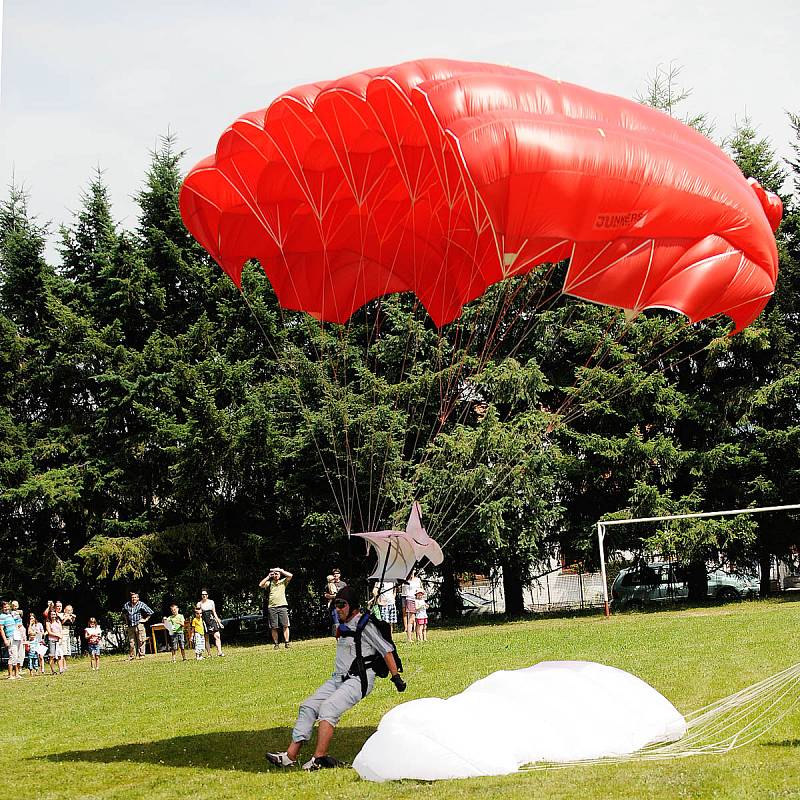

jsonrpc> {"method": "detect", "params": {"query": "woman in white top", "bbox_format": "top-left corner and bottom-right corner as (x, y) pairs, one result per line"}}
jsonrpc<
(400, 569), (422, 643)
(371, 580), (398, 632)
(198, 590), (225, 657)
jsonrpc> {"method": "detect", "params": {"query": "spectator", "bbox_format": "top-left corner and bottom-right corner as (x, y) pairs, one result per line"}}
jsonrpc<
(323, 568), (346, 608)
(9, 601), (26, 675)
(122, 591), (153, 660)
(84, 617), (102, 670)
(399, 568), (422, 643)
(60, 603), (76, 661)
(414, 589), (428, 642)
(26, 613), (45, 676)
(164, 603), (187, 662)
(44, 606), (65, 675)
(372, 579), (398, 633)
(0, 600), (18, 680)
(325, 575), (337, 602)
(260, 567), (293, 649)
(323, 570), (346, 634)
(191, 606), (206, 660)
(183, 614), (194, 650)
(198, 590), (225, 657)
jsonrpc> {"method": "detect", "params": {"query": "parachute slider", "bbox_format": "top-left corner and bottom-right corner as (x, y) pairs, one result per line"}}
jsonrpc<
(352, 502), (443, 582)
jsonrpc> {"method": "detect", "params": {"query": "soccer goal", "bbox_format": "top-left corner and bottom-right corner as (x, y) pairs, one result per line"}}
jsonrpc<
(596, 503), (800, 617)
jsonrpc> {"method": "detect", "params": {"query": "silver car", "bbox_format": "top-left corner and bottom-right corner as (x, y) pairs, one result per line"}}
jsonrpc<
(611, 562), (760, 608)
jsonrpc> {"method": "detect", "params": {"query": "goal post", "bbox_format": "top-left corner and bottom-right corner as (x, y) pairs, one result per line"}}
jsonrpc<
(596, 503), (800, 618)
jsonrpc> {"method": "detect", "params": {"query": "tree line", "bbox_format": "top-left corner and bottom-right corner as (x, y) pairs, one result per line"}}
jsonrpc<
(2, 77), (799, 630)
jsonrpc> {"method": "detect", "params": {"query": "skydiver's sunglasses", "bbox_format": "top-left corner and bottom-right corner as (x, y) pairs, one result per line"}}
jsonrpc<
(333, 600), (349, 609)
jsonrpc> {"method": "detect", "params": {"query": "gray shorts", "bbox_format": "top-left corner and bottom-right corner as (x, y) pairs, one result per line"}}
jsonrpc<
(169, 631), (185, 650)
(292, 674), (374, 742)
(268, 606), (289, 628)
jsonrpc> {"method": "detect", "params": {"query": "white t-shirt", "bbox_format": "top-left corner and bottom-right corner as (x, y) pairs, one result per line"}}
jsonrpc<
(401, 576), (422, 598)
(85, 625), (102, 644)
(375, 581), (396, 605)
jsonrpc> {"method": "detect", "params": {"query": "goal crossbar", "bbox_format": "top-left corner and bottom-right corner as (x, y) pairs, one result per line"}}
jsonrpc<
(596, 503), (800, 617)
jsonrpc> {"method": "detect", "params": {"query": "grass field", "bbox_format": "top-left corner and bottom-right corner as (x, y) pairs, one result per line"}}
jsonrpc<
(1, 599), (799, 799)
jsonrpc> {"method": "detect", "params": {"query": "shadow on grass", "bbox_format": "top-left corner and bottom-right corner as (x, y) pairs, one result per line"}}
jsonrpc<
(761, 739), (800, 748)
(38, 726), (376, 774)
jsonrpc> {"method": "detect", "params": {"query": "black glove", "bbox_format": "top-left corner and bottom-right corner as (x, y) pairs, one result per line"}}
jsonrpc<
(391, 673), (407, 692)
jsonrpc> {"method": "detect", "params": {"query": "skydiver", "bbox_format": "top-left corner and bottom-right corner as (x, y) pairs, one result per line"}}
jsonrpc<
(266, 586), (406, 770)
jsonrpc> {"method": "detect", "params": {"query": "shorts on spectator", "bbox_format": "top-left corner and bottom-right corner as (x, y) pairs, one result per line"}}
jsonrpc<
(404, 598), (416, 612)
(9, 640), (25, 667)
(379, 603), (398, 624)
(268, 605), (290, 629)
(87, 643), (101, 656)
(48, 639), (63, 659)
(169, 631), (185, 650)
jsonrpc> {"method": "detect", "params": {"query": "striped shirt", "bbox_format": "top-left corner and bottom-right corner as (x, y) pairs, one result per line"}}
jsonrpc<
(122, 601), (154, 626)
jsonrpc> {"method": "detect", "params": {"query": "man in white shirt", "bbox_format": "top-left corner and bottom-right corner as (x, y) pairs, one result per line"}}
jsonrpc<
(266, 586), (406, 770)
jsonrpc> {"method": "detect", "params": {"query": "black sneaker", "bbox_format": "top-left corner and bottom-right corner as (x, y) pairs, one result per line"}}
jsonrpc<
(302, 755), (342, 770)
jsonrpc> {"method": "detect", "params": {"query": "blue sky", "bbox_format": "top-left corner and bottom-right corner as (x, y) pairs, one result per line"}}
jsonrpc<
(1, 0), (798, 258)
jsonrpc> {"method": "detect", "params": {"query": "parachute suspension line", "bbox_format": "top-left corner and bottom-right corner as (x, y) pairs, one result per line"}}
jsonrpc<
(428, 306), (695, 551)
(329, 319), (369, 536)
(402, 273), (528, 531)
(422, 270), (571, 536)
(481, 260), (564, 365)
(351, 195), (425, 532)
(238, 288), (350, 530)
(549, 311), (627, 423)
(295, 314), (358, 534)
(558, 330), (708, 429)
(405, 275), (548, 543)
(456, 321), (698, 540)
(372, 299), (445, 531)
(555, 314), (693, 427)
(520, 662), (800, 771)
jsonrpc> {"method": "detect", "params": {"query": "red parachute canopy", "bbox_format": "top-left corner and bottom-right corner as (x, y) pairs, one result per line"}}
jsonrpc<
(180, 59), (782, 332)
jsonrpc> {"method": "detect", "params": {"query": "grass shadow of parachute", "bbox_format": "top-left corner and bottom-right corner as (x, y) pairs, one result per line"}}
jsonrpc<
(179, 59), (782, 539)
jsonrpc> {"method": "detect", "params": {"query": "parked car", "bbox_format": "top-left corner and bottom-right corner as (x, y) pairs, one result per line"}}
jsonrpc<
(611, 562), (759, 608)
(219, 613), (270, 641)
(458, 591), (496, 616)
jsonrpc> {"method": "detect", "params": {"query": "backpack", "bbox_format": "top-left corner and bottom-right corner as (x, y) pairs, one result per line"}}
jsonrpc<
(342, 612), (403, 698)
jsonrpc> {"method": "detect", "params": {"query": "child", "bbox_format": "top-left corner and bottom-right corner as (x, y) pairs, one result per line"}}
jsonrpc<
(414, 589), (428, 642)
(191, 606), (206, 660)
(164, 604), (186, 662)
(45, 607), (64, 674)
(84, 617), (102, 670)
(26, 613), (45, 675)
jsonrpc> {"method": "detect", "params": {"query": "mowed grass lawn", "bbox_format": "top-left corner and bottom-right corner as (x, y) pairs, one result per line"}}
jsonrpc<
(1, 599), (799, 799)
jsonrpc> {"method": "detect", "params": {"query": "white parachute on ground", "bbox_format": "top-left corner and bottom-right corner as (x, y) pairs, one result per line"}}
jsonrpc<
(352, 502), (443, 581)
(353, 661), (686, 781)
